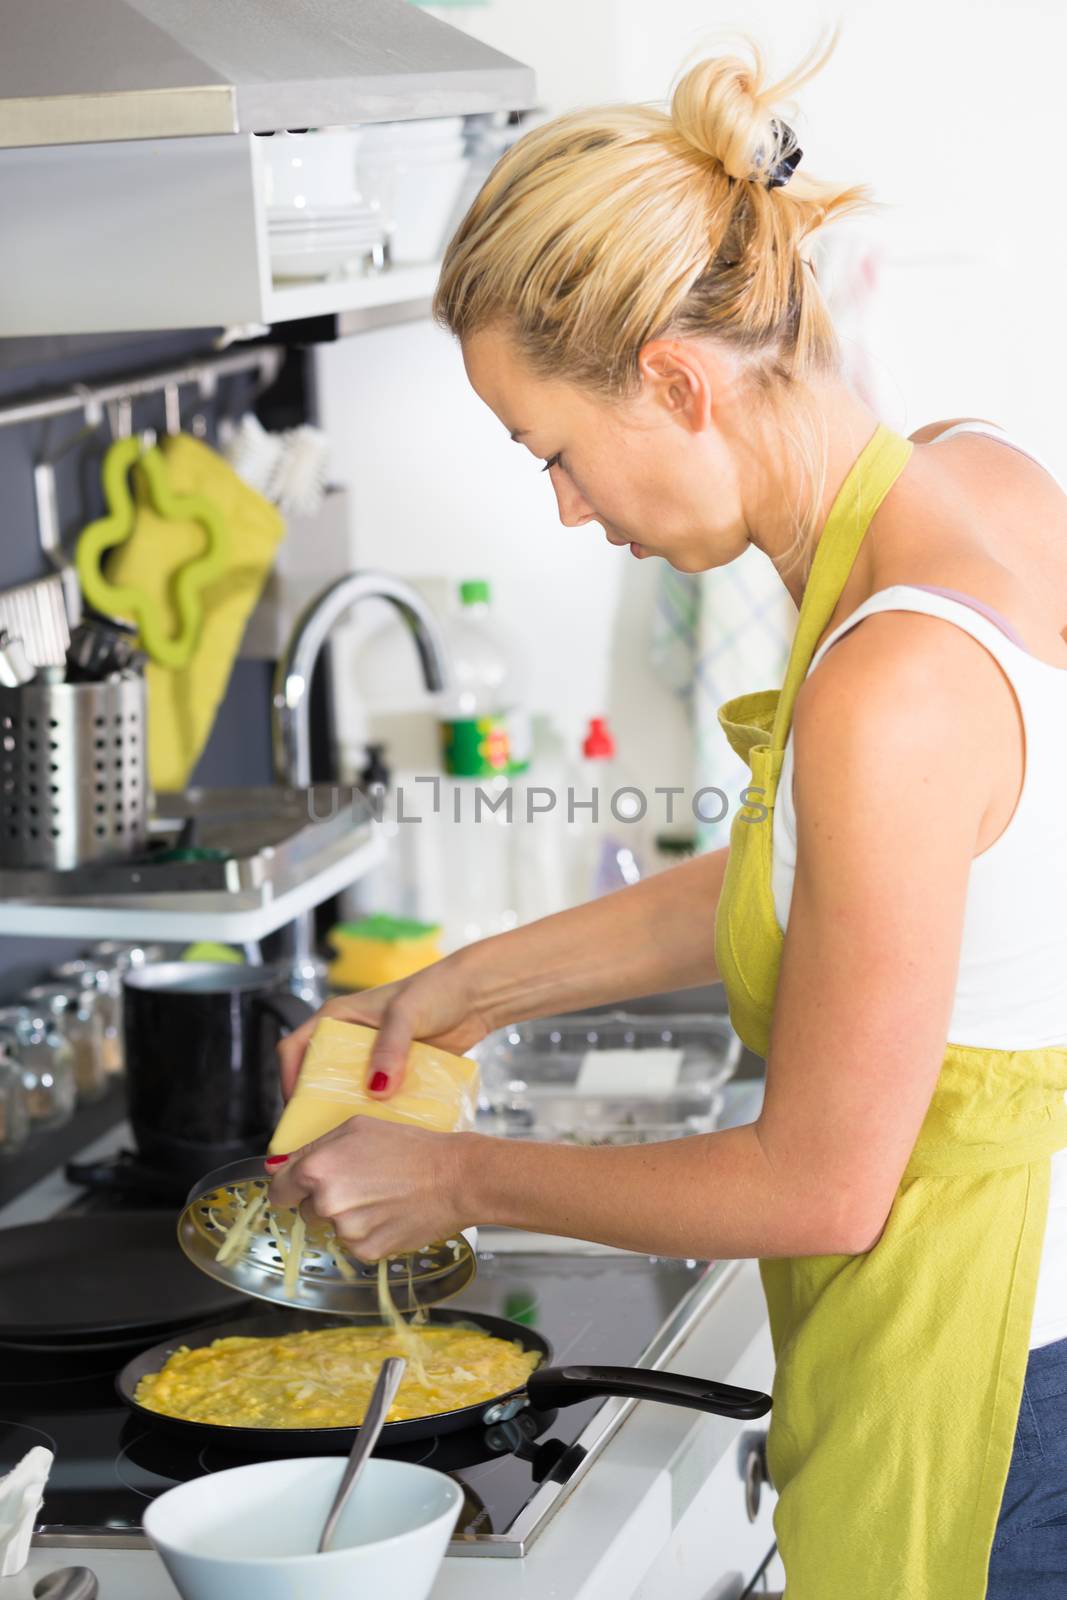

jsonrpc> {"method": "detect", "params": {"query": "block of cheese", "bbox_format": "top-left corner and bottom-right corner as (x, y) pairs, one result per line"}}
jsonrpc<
(270, 1016), (480, 1154)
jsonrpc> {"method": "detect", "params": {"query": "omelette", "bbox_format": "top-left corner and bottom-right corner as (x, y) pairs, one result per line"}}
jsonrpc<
(135, 1324), (541, 1429)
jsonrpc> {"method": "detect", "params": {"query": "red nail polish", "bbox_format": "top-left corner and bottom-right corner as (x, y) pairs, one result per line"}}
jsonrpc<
(265, 1154), (289, 1168)
(369, 1070), (389, 1093)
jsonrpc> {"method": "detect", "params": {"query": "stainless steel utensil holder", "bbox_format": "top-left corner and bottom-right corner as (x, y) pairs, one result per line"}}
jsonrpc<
(0, 673), (148, 869)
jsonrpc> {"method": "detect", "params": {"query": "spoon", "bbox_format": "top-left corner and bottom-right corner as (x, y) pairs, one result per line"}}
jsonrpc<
(33, 1569), (98, 1600)
(317, 1356), (406, 1554)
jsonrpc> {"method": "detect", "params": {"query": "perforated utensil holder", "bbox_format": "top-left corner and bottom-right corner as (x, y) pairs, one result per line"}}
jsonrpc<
(0, 672), (148, 869)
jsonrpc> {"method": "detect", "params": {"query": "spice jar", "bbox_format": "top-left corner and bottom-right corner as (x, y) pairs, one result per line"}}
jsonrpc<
(25, 982), (109, 1104)
(0, 1035), (29, 1155)
(53, 957), (124, 1079)
(0, 1004), (76, 1131)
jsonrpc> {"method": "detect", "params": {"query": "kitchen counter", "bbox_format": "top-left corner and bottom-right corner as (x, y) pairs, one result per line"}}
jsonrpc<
(12, 1256), (777, 1600)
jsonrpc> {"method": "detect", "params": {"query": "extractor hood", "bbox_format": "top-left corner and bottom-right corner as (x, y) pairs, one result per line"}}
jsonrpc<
(0, 0), (536, 149)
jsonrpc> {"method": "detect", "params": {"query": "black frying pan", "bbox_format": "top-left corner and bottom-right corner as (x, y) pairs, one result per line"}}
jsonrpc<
(117, 1306), (770, 1454)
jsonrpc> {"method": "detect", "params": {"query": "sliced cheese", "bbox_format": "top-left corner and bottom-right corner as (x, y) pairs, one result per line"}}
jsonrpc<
(270, 1016), (480, 1154)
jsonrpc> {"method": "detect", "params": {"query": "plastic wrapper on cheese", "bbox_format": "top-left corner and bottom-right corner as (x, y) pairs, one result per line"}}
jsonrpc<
(270, 1017), (480, 1153)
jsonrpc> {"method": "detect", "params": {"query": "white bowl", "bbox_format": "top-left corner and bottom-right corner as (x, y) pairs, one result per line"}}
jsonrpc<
(261, 128), (364, 213)
(361, 117), (464, 149)
(357, 155), (471, 264)
(143, 1456), (462, 1600)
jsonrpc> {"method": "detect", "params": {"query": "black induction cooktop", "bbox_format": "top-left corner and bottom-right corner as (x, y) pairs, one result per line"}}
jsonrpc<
(7, 1250), (718, 1558)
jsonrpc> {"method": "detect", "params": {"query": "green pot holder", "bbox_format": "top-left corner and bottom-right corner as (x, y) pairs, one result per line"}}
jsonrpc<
(76, 437), (231, 671)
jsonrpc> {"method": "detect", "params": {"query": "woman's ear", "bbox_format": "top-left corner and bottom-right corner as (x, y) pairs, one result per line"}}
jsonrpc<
(637, 338), (715, 434)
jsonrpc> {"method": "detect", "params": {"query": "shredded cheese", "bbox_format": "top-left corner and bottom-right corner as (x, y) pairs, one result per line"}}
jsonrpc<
(284, 1214), (306, 1299)
(213, 1191), (438, 1387)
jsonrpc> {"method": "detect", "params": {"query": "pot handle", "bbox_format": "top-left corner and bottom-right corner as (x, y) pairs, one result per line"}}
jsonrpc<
(258, 992), (316, 1034)
(525, 1364), (771, 1420)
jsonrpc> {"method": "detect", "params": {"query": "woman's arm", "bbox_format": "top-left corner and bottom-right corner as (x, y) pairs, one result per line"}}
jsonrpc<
(272, 612), (997, 1260)
(470, 845), (729, 1028)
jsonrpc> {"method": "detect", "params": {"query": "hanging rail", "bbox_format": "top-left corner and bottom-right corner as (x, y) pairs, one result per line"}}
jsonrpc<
(0, 344), (284, 432)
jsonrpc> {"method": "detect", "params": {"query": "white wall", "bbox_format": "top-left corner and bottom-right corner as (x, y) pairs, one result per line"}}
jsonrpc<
(318, 0), (1067, 797)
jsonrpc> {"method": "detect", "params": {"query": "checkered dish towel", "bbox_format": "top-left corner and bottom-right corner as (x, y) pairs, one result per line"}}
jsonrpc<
(651, 550), (794, 850)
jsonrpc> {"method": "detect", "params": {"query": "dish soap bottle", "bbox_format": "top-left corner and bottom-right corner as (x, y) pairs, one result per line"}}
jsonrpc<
(569, 715), (644, 903)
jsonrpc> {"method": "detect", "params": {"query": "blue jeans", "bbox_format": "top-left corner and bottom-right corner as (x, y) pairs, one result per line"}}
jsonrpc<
(987, 1334), (1067, 1596)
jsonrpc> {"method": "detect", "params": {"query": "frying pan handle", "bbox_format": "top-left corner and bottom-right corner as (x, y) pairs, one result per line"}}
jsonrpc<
(525, 1364), (771, 1420)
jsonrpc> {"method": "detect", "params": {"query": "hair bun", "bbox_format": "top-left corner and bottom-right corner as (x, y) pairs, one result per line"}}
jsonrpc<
(671, 46), (792, 185)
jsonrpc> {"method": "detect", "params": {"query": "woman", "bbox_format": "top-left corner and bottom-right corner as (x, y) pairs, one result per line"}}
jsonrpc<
(269, 40), (1067, 1597)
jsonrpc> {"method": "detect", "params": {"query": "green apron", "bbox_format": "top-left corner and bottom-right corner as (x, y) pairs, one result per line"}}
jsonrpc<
(714, 423), (1067, 1597)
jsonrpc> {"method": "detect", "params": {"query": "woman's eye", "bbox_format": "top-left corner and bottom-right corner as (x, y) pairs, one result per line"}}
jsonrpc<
(541, 453), (562, 474)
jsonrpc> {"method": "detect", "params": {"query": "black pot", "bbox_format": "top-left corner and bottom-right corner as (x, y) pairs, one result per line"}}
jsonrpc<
(123, 962), (313, 1185)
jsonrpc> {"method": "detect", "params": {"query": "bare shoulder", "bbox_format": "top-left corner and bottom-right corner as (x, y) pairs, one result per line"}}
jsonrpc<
(792, 610), (1003, 797)
(907, 415), (1003, 444)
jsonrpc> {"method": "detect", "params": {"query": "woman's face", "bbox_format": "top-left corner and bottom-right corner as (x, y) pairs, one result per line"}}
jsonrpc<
(461, 327), (752, 573)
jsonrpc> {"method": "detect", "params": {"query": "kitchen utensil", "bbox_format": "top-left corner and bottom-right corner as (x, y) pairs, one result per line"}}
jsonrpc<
(65, 611), (142, 681)
(0, 631), (35, 687)
(0, 1214), (248, 1349)
(0, 574), (71, 670)
(122, 963), (312, 1185)
(32, 1567), (98, 1600)
(97, 433), (284, 790)
(144, 1457), (462, 1600)
(118, 1305), (771, 1456)
(318, 1357), (406, 1554)
(76, 436), (232, 671)
(178, 1157), (477, 1316)
(0, 1004), (76, 1132)
(0, 669), (147, 869)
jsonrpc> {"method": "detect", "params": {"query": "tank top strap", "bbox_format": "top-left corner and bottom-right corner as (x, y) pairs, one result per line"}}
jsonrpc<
(770, 424), (913, 750)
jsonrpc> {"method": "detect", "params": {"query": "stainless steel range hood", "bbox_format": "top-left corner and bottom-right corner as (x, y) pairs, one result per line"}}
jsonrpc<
(0, 0), (536, 149)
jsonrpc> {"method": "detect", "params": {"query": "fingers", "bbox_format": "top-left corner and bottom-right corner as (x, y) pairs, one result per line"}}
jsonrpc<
(265, 1149), (308, 1211)
(366, 1004), (415, 1099)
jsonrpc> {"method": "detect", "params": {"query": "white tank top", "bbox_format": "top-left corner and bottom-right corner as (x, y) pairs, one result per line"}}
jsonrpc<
(770, 422), (1067, 1349)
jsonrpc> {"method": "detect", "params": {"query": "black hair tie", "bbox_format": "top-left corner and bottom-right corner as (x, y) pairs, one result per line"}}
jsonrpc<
(763, 119), (803, 189)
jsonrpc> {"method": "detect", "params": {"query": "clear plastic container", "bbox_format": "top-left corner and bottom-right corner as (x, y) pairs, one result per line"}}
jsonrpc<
(438, 580), (531, 779)
(0, 1003), (77, 1131)
(473, 1011), (741, 1146)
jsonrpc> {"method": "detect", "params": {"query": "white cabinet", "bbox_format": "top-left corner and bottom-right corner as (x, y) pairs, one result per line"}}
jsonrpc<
(0, 133), (441, 335)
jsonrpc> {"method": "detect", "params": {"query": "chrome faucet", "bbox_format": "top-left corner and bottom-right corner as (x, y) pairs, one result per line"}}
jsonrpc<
(271, 571), (452, 995)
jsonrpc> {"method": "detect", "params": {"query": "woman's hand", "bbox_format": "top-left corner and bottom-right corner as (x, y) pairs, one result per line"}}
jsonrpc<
(266, 1117), (470, 1261)
(276, 950), (494, 1102)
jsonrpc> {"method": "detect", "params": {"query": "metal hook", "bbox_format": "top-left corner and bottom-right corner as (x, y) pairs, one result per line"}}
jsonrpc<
(163, 383), (182, 437)
(106, 396), (133, 441)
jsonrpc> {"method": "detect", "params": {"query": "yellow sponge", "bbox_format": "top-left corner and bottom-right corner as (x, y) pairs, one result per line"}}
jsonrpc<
(326, 915), (442, 991)
(270, 1016), (479, 1153)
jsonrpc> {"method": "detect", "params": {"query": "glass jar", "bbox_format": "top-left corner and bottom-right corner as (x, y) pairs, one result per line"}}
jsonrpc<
(53, 957), (124, 1079)
(0, 1035), (29, 1155)
(25, 982), (109, 1104)
(0, 1005), (77, 1131)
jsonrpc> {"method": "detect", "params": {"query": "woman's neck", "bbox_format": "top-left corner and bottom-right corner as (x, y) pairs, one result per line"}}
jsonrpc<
(736, 381), (883, 608)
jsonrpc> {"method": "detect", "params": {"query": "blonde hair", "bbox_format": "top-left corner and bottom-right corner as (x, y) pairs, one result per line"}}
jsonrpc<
(434, 35), (872, 574)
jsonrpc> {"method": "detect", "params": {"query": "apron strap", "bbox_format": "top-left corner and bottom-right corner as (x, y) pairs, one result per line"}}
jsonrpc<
(770, 425), (914, 750)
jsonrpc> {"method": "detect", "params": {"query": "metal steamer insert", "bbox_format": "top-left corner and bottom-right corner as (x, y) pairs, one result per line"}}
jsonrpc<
(178, 1156), (477, 1315)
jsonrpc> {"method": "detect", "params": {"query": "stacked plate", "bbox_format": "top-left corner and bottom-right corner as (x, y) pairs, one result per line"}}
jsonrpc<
(268, 202), (388, 281)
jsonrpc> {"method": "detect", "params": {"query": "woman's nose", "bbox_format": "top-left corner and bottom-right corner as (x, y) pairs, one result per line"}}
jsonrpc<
(553, 476), (597, 528)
